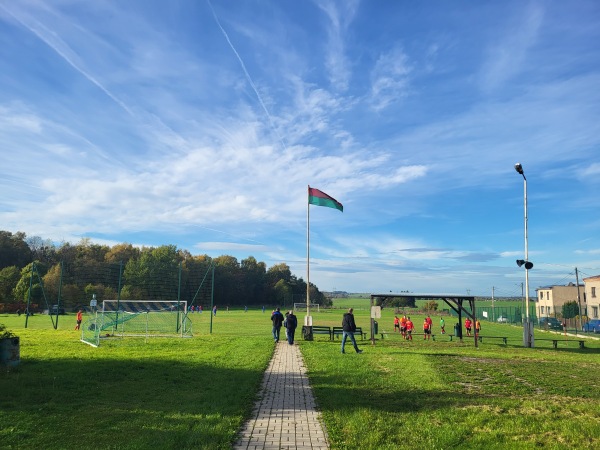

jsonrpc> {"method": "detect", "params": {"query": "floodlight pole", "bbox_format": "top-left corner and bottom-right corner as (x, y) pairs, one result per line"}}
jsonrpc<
(515, 163), (533, 348)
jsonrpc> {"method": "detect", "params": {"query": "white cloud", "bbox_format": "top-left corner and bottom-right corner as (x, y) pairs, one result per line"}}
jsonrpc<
(369, 46), (412, 111)
(479, 3), (544, 92)
(314, 0), (359, 92)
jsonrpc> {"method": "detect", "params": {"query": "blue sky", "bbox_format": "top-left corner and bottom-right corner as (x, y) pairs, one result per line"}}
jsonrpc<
(1, 0), (599, 297)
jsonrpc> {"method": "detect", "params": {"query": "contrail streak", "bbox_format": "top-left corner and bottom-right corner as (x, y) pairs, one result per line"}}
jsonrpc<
(206, 0), (287, 150)
(0, 3), (134, 117)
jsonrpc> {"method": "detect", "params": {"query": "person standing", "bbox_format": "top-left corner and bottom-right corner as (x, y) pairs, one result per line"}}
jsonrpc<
(75, 309), (83, 330)
(405, 316), (414, 341)
(465, 317), (472, 336)
(400, 315), (408, 339)
(285, 310), (298, 345)
(475, 319), (481, 337)
(440, 317), (446, 334)
(394, 316), (400, 333)
(212, 305), (217, 316)
(341, 308), (363, 354)
(284, 310), (290, 340)
(423, 318), (431, 340)
(271, 307), (284, 343)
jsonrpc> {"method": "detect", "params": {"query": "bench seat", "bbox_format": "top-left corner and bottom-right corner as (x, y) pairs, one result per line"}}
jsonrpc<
(332, 327), (365, 340)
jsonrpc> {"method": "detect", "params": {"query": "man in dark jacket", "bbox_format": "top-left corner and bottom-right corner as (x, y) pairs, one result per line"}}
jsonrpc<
(271, 307), (284, 342)
(341, 308), (363, 354)
(285, 310), (298, 345)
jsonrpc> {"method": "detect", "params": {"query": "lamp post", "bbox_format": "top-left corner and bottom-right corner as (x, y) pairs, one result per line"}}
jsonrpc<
(515, 163), (533, 348)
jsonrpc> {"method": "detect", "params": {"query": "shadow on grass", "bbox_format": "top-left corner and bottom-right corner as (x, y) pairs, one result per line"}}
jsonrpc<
(0, 357), (264, 449)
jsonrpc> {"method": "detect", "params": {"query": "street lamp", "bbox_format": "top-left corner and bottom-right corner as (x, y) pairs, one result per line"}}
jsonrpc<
(515, 163), (533, 348)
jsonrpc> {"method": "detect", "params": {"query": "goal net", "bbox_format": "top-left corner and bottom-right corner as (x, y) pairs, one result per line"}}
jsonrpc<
(293, 303), (320, 313)
(81, 300), (191, 347)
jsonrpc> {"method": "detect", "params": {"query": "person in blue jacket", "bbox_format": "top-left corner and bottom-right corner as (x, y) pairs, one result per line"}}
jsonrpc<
(271, 307), (284, 342)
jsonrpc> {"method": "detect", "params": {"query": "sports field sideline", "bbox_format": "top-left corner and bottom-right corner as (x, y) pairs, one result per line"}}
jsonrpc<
(1, 306), (598, 449)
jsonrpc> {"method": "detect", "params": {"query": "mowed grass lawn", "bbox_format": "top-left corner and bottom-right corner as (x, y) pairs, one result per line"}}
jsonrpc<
(1, 307), (599, 449)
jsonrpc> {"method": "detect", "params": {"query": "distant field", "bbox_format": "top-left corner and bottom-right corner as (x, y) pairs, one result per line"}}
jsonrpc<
(333, 297), (526, 312)
(1, 308), (598, 449)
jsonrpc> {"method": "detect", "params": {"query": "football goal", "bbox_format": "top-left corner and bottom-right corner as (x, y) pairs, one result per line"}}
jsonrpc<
(81, 300), (192, 347)
(293, 303), (320, 313)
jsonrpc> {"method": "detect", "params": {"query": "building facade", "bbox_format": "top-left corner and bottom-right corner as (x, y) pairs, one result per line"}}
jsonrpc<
(583, 275), (600, 319)
(536, 283), (584, 318)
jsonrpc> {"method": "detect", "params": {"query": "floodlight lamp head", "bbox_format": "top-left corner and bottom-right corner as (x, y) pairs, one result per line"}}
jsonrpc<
(516, 259), (533, 269)
(514, 163), (524, 175)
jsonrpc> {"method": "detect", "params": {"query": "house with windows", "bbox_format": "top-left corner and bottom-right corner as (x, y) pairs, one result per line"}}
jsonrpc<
(536, 283), (583, 319)
(583, 275), (600, 319)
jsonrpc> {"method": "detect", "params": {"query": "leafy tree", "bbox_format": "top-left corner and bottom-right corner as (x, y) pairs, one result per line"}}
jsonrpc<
(104, 243), (140, 265)
(273, 279), (292, 306)
(180, 254), (213, 305)
(241, 256), (266, 305)
(12, 262), (47, 305)
(562, 301), (579, 319)
(424, 301), (439, 311)
(0, 231), (32, 270)
(213, 255), (244, 306)
(0, 266), (20, 302)
(122, 245), (180, 300)
(83, 283), (117, 303)
(266, 263), (292, 285)
(0, 231), (331, 311)
(26, 236), (57, 266)
(42, 263), (62, 305)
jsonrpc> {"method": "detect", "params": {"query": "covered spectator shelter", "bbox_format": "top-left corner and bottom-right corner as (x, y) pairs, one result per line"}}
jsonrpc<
(369, 293), (478, 347)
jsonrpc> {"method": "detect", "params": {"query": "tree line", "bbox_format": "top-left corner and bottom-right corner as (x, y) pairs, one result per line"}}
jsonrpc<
(0, 230), (329, 312)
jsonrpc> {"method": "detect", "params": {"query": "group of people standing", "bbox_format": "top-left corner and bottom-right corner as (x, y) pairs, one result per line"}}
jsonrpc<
(393, 315), (419, 340)
(393, 314), (481, 339)
(270, 308), (298, 345)
(464, 317), (481, 336)
(269, 307), (363, 354)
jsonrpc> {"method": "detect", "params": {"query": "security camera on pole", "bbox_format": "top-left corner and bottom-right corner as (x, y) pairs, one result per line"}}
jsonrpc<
(515, 163), (534, 348)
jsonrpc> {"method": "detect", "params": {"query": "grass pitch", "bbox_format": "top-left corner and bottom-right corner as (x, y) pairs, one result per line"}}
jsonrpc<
(1, 307), (599, 449)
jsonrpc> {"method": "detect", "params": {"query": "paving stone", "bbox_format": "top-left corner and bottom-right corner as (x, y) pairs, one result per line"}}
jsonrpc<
(233, 341), (329, 449)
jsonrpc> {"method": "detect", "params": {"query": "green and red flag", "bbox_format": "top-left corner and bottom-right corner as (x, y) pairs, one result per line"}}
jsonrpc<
(308, 186), (343, 212)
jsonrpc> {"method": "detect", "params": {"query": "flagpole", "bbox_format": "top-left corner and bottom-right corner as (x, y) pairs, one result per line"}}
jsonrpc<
(307, 185), (311, 318)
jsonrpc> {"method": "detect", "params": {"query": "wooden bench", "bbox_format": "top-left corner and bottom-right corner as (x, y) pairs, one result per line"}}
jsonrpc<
(301, 325), (332, 339)
(332, 327), (366, 340)
(448, 335), (471, 341)
(537, 338), (585, 349)
(312, 326), (332, 339)
(448, 334), (483, 342)
(477, 336), (508, 345)
(411, 333), (436, 341)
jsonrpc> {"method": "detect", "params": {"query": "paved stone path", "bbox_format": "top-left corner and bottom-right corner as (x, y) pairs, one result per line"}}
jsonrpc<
(234, 341), (329, 450)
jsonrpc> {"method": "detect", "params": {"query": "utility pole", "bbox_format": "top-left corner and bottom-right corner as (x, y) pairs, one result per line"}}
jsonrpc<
(575, 267), (583, 331)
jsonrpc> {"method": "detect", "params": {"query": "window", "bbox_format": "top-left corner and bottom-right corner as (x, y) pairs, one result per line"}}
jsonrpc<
(592, 287), (597, 298)
(592, 306), (598, 318)
(540, 292), (544, 300)
(540, 306), (544, 314)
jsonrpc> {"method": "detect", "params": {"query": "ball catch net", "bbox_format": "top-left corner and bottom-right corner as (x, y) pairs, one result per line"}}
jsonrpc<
(81, 300), (191, 347)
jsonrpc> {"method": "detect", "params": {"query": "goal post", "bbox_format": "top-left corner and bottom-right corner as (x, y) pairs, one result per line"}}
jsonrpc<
(293, 303), (320, 313)
(80, 300), (191, 347)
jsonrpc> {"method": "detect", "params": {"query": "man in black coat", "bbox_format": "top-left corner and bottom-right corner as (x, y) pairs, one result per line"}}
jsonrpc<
(285, 310), (298, 345)
(271, 307), (284, 342)
(341, 308), (363, 354)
